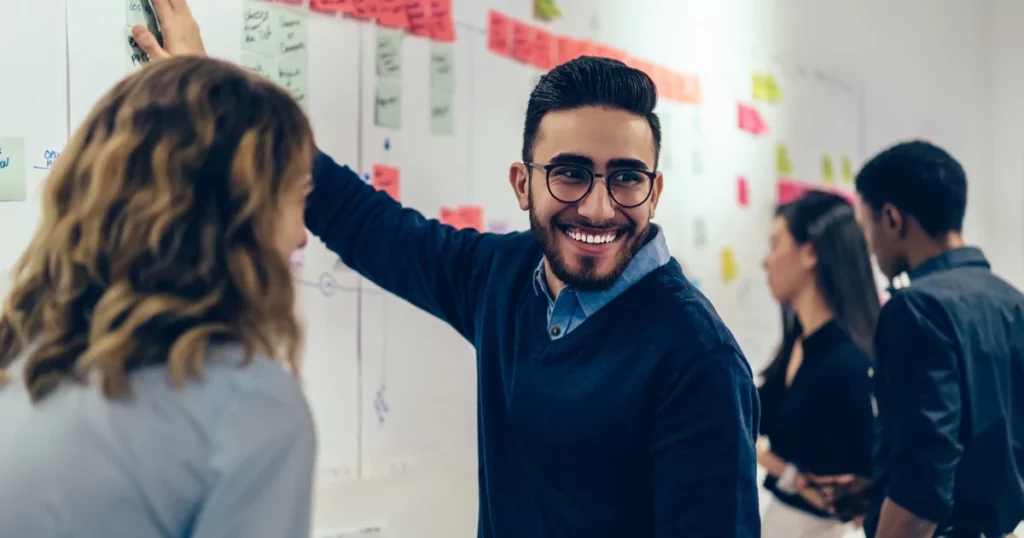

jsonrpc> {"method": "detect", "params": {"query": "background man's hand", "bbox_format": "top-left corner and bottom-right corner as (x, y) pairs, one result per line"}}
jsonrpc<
(131, 0), (206, 60)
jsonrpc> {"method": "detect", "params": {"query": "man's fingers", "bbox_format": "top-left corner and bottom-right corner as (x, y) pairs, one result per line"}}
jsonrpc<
(150, 0), (173, 19)
(131, 26), (170, 60)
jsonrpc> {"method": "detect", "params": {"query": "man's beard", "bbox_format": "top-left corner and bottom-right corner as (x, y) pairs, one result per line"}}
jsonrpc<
(529, 206), (650, 291)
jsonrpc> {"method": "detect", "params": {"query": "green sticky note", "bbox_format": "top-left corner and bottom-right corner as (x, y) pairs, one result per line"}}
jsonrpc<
(375, 80), (402, 129)
(126, 25), (152, 72)
(429, 43), (455, 90)
(242, 0), (278, 57)
(377, 28), (403, 79)
(276, 9), (308, 108)
(0, 137), (28, 202)
(430, 89), (455, 135)
(242, 50), (280, 84)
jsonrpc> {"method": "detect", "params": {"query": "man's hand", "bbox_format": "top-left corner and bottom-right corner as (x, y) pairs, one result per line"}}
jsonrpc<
(131, 0), (206, 60)
(805, 473), (871, 503)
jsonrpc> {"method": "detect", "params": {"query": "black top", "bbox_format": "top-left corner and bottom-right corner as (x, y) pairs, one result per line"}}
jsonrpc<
(759, 320), (875, 518)
(865, 247), (1024, 537)
(305, 152), (763, 537)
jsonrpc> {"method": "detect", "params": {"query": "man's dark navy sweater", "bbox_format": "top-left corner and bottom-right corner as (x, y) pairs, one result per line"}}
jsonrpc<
(305, 152), (762, 537)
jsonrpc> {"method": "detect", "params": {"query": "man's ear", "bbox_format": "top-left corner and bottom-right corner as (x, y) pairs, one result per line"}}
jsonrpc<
(509, 163), (530, 211)
(648, 172), (664, 219)
(881, 203), (906, 238)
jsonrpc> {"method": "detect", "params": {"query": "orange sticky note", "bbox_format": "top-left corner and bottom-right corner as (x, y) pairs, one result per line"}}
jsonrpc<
(311, 0), (354, 12)
(405, 0), (431, 37)
(651, 66), (670, 96)
(372, 164), (400, 201)
(487, 10), (511, 57)
(681, 75), (702, 104)
(532, 28), (554, 70)
(577, 40), (598, 58)
(555, 35), (579, 65)
(377, 0), (409, 29)
(428, 0), (455, 42)
(351, 0), (377, 19)
(439, 206), (459, 226)
(458, 205), (483, 231)
(511, 21), (534, 64)
(605, 48), (628, 64)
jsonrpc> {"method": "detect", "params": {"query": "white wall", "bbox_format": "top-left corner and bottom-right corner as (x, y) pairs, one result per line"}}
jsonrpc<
(313, 1), (1006, 536)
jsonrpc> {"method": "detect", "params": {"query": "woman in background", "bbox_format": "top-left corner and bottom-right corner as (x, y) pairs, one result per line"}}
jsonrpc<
(0, 56), (317, 537)
(757, 191), (880, 538)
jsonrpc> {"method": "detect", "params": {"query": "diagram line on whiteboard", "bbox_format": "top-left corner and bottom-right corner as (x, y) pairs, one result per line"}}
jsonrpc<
(355, 22), (366, 481)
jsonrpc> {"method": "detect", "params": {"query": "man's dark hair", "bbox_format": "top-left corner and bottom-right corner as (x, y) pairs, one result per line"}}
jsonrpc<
(522, 56), (661, 166)
(855, 140), (967, 236)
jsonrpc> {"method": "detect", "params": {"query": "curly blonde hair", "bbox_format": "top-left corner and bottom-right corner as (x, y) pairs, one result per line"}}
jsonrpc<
(0, 56), (313, 400)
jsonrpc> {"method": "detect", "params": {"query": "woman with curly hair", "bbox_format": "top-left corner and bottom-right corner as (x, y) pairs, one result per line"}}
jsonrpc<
(0, 55), (317, 537)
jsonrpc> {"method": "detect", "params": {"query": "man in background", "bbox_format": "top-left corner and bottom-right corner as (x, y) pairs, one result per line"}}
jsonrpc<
(823, 141), (1024, 538)
(134, 2), (762, 536)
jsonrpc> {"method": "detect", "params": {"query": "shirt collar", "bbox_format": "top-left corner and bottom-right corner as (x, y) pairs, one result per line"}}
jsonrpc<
(903, 246), (989, 286)
(533, 225), (671, 315)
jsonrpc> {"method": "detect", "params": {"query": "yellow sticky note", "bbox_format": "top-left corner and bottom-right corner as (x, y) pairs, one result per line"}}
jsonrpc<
(821, 154), (835, 184)
(763, 74), (782, 102)
(533, 0), (563, 21)
(841, 155), (854, 184)
(752, 74), (766, 100)
(775, 144), (793, 177)
(721, 247), (739, 284)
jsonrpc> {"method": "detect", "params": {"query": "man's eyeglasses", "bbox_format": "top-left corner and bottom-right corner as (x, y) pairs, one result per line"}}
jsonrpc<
(524, 162), (656, 209)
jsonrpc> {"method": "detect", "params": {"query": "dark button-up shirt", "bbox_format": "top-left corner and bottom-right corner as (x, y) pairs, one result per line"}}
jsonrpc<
(866, 247), (1024, 537)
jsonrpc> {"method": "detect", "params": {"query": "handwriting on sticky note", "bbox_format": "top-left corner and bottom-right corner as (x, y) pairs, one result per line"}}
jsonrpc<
(841, 155), (854, 184)
(487, 10), (511, 57)
(376, 27), (403, 78)
(126, 0), (160, 35)
(511, 21), (534, 64)
(372, 164), (400, 201)
(775, 144), (793, 177)
(721, 247), (739, 284)
(351, 0), (378, 19)
(428, 0), (455, 42)
(458, 206), (483, 231)
(375, 80), (402, 128)
(277, 9), (309, 106)
(430, 43), (455, 89)
(243, 2), (277, 57)
(310, 0), (354, 13)
(0, 137), (28, 202)
(377, 0), (409, 29)
(405, 0), (430, 36)
(126, 27), (152, 71)
(532, 29), (554, 71)
(430, 88), (455, 135)
(821, 154), (835, 184)
(737, 103), (768, 135)
(242, 51), (279, 83)
(737, 177), (749, 208)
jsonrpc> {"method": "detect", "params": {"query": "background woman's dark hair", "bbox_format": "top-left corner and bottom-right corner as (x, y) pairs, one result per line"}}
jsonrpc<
(762, 191), (881, 383)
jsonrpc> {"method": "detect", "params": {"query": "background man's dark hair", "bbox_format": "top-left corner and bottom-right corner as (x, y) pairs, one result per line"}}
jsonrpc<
(522, 56), (661, 166)
(855, 140), (968, 236)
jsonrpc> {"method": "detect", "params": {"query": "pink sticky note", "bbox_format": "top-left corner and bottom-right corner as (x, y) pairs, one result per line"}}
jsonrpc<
(777, 180), (811, 204)
(511, 21), (534, 64)
(555, 35), (579, 65)
(487, 10), (511, 57)
(310, 0), (353, 10)
(532, 28), (555, 71)
(372, 164), (400, 201)
(458, 205), (484, 231)
(428, 0), (455, 42)
(680, 75), (702, 104)
(350, 0), (377, 19)
(376, 0), (409, 29)
(737, 177), (749, 207)
(738, 103), (768, 135)
(405, 0), (431, 36)
(439, 206), (460, 227)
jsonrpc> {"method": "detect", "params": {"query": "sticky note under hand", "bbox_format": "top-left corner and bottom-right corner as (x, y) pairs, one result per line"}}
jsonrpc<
(372, 164), (400, 201)
(511, 21), (534, 64)
(721, 247), (739, 284)
(487, 10), (511, 57)
(0, 136), (28, 201)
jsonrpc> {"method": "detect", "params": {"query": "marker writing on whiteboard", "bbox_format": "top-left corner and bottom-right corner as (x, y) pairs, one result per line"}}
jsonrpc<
(33, 149), (61, 170)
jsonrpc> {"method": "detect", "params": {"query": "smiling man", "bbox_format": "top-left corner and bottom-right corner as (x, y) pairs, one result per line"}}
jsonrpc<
(136, 11), (761, 535)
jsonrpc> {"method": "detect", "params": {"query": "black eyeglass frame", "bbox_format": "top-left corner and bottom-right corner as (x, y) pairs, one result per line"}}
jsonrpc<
(523, 162), (657, 209)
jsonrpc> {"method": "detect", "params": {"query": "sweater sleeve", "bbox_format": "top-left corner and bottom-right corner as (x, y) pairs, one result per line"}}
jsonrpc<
(304, 151), (497, 340)
(651, 347), (761, 538)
